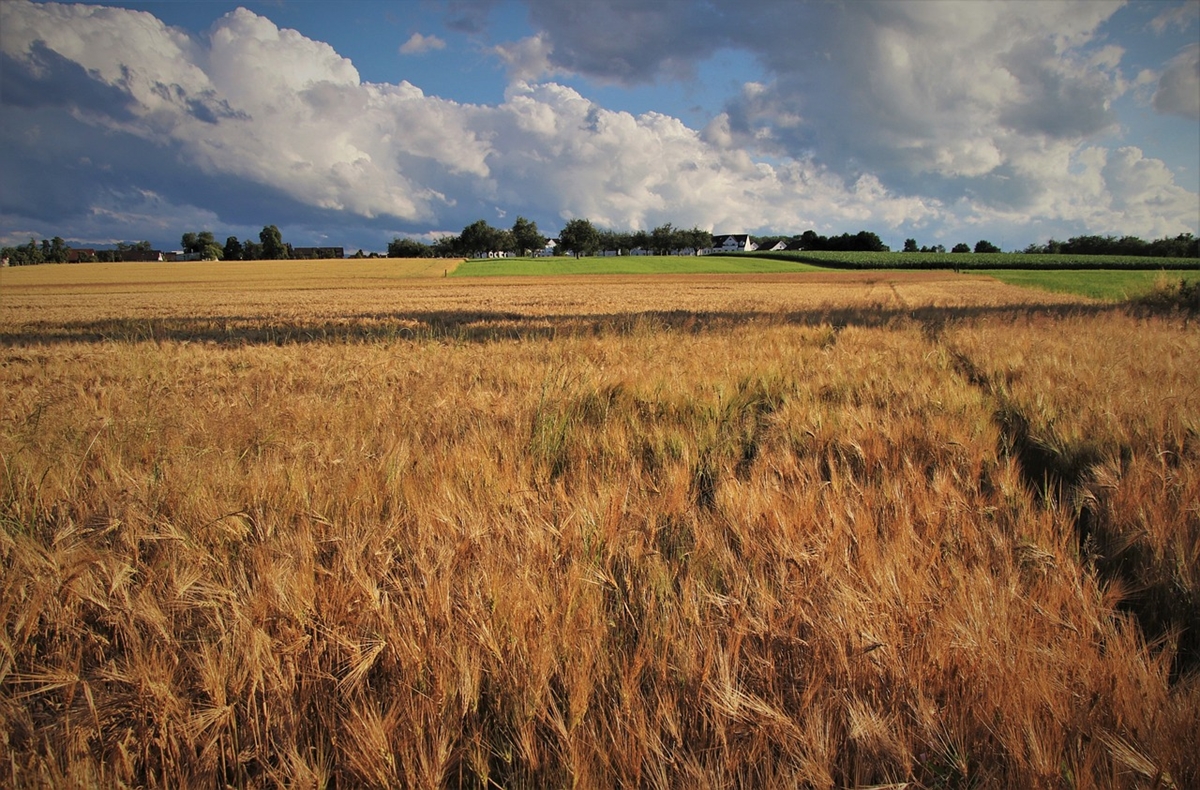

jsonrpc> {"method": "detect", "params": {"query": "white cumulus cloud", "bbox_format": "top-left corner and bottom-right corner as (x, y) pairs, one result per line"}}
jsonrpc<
(1, 0), (1196, 250)
(399, 33), (446, 55)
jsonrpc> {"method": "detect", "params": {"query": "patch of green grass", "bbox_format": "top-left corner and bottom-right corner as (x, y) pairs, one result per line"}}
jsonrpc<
(450, 255), (828, 277)
(972, 269), (1200, 301)
(750, 250), (1200, 270)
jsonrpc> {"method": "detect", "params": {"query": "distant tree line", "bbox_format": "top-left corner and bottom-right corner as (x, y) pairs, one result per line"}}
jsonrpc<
(0, 237), (76, 265)
(196, 226), (293, 261)
(389, 217), (552, 258)
(391, 218), (746, 259)
(5, 223), (1197, 266)
(790, 230), (889, 252)
(1020, 233), (1198, 258)
(0, 225), (295, 265)
(895, 233), (1198, 257)
(899, 239), (999, 253)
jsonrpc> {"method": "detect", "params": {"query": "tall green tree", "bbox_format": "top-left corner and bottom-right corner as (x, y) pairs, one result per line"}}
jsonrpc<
(223, 236), (243, 261)
(41, 237), (69, 263)
(511, 216), (546, 255)
(684, 227), (710, 253)
(259, 225), (287, 259)
(459, 220), (500, 257)
(431, 235), (459, 258)
(388, 237), (432, 258)
(597, 229), (621, 253)
(650, 223), (677, 254)
(559, 218), (600, 257)
(1, 238), (45, 265)
(183, 231), (222, 259)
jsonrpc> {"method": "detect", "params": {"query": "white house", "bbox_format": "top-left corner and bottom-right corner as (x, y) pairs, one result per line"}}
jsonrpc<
(711, 233), (753, 252)
(754, 240), (786, 252)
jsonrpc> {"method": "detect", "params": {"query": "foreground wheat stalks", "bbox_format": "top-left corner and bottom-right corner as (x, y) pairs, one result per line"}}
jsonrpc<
(1, 267), (1196, 788)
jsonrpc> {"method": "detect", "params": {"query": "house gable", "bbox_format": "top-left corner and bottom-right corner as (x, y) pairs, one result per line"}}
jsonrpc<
(712, 233), (752, 251)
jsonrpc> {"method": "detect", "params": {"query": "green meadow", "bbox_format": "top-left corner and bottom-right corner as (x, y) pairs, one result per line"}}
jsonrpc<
(973, 268), (1200, 301)
(451, 252), (1198, 303)
(752, 249), (1200, 271)
(450, 255), (826, 277)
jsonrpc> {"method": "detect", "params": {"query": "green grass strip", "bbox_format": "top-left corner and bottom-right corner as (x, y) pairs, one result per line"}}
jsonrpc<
(973, 269), (1200, 301)
(450, 255), (829, 277)
(749, 250), (1200, 270)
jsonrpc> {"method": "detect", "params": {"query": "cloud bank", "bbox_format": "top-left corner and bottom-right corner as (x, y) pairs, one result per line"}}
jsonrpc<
(0, 0), (1196, 250)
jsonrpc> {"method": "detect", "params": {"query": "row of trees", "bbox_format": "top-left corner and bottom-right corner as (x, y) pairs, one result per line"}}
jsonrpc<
(391, 219), (749, 259)
(1, 237), (75, 265)
(902, 239), (1000, 254)
(787, 230), (888, 252)
(389, 217), (551, 259)
(216, 226), (290, 261)
(1021, 233), (1198, 258)
(173, 226), (292, 262)
(0, 226), (293, 265)
(6, 225), (1197, 266)
(0, 239), (166, 265)
(899, 234), (1200, 257)
(544, 220), (714, 257)
(179, 226), (292, 261)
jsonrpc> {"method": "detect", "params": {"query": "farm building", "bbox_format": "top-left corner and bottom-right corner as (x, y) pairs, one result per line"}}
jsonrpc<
(121, 250), (165, 262)
(711, 234), (753, 252)
(292, 247), (345, 260)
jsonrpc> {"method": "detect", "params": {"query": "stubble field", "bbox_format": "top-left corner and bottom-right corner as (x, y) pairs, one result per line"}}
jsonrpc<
(1, 260), (1197, 788)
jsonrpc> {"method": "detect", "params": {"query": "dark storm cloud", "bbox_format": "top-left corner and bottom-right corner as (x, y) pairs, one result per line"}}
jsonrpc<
(1, 42), (136, 121)
(522, 0), (727, 83)
(444, 0), (499, 34)
(998, 39), (1117, 138)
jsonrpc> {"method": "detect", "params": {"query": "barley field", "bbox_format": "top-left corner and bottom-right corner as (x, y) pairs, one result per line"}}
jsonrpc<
(1, 261), (1197, 788)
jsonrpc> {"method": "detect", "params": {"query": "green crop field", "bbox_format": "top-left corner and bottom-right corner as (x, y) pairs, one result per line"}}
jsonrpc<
(449, 253), (1199, 302)
(974, 268), (1200, 301)
(749, 249), (1200, 271)
(451, 255), (826, 276)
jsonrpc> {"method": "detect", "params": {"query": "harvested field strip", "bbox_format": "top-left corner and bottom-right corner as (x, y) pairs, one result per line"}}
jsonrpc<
(0, 302), (1120, 348)
(0, 265), (1093, 329)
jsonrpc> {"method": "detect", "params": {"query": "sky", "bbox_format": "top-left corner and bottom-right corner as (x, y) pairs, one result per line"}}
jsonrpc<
(1, 0), (1198, 253)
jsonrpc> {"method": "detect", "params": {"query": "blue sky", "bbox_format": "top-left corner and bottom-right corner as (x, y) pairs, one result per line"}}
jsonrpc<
(1, 0), (1197, 253)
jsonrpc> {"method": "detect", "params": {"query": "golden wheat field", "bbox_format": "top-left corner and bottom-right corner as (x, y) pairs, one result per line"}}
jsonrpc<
(1, 260), (1197, 788)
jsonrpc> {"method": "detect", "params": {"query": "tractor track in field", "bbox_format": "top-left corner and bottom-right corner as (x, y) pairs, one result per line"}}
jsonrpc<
(939, 334), (1199, 681)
